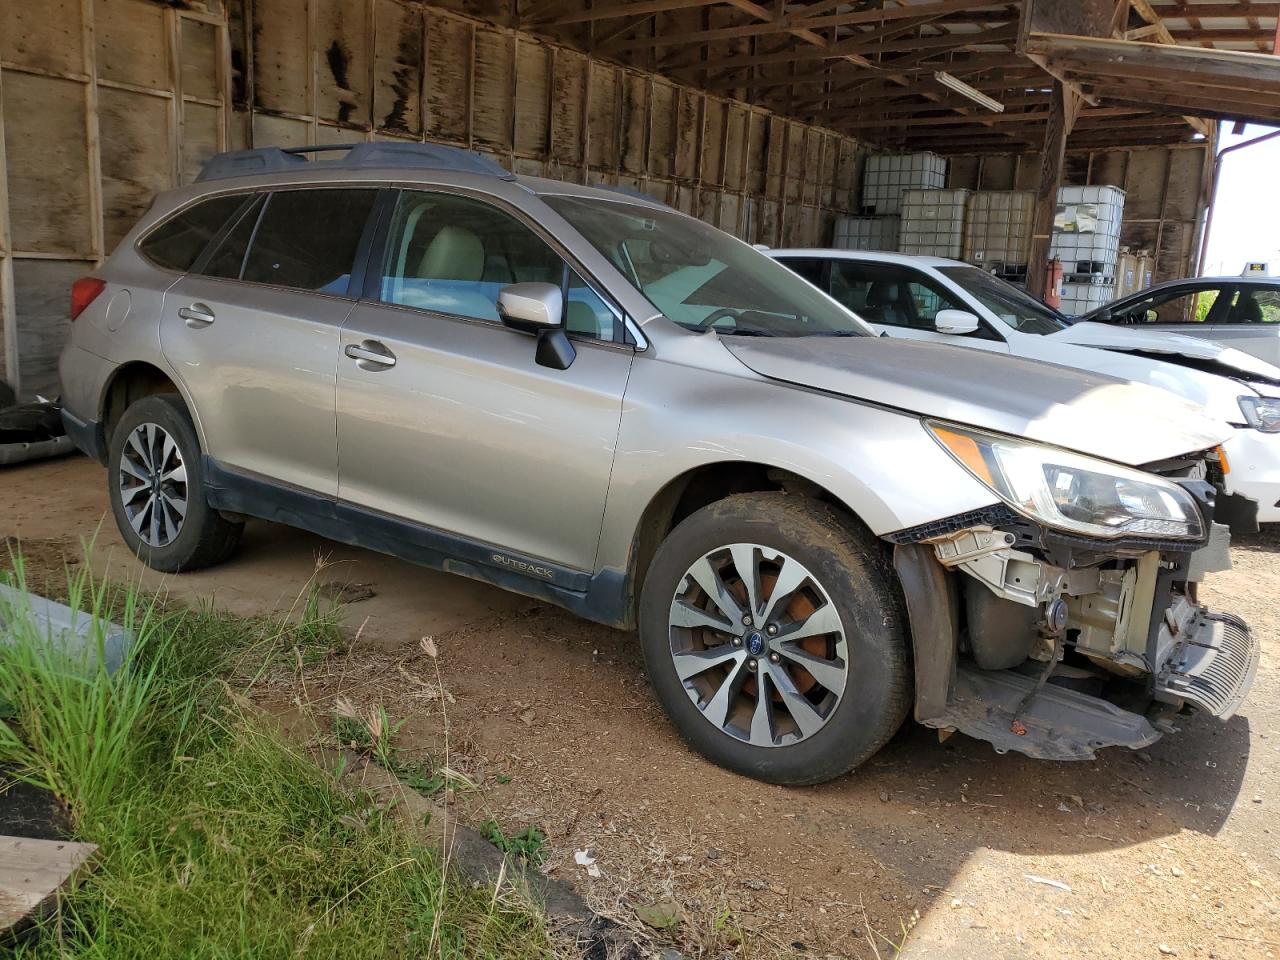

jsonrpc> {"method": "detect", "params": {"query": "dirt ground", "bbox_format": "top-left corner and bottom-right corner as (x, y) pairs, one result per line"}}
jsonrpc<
(4, 455), (1279, 960)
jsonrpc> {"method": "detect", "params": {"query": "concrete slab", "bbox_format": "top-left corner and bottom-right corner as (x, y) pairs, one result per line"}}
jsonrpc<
(0, 584), (132, 674)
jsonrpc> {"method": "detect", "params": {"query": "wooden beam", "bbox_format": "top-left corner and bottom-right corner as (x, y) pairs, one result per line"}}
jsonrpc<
(0, 65), (16, 391)
(1167, 29), (1280, 43)
(664, 9), (949, 71)
(1146, 2), (1278, 13)
(1028, 80), (1082, 299)
(702, 50), (1031, 92)
(1043, 49), (1280, 94)
(699, 21), (1020, 72)
(833, 104), (1135, 130)
(537, 0), (722, 27)
(601, 0), (1009, 52)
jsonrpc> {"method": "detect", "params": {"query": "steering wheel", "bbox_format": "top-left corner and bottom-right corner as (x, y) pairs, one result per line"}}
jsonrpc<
(696, 307), (742, 330)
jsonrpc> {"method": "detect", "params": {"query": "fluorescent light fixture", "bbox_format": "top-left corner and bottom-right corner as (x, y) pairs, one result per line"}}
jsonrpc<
(934, 71), (1005, 113)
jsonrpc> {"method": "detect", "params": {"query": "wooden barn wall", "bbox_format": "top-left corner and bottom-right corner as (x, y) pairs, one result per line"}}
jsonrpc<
(0, 0), (865, 397)
(0, 0), (230, 397)
(224, 0), (865, 248)
(945, 142), (1213, 283)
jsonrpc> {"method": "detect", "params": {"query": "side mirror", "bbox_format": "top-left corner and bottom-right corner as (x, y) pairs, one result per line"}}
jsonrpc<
(497, 282), (575, 370)
(934, 309), (981, 336)
(1095, 308), (1114, 323)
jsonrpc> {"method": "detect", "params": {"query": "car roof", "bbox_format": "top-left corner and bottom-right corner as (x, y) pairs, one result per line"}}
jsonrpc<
(1115, 275), (1280, 298)
(166, 143), (674, 216)
(767, 248), (964, 269)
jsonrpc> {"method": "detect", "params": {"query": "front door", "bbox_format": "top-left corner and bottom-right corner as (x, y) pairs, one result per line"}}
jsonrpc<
(824, 260), (1010, 354)
(335, 189), (634, 572)
(159, 187), (379, 496)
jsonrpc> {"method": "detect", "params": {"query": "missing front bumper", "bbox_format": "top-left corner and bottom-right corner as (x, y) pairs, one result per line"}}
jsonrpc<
(922, 667), (1161, 761)
(1156, 610), (1258, 719)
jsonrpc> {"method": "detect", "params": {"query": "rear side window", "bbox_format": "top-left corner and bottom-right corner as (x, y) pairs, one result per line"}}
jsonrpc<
(241, 189), (377, 294)
(139, 194), (246, 272)
(203, 195), (266, 280)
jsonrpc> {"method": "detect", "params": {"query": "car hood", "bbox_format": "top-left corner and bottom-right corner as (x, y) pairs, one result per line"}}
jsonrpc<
(1050, 321), (1280, 387)
(721, 335), (1231, 466)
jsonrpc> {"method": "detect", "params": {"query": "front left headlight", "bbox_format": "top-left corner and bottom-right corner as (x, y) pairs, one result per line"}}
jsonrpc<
(1238, 395), (1280, 433)
(927, 422), (1205, 541)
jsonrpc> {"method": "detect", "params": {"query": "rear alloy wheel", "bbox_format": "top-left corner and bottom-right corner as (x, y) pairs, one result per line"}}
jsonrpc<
(118, 422), (189, 549)
(640, 493), (910, 785)
(108, 394), (243, 573)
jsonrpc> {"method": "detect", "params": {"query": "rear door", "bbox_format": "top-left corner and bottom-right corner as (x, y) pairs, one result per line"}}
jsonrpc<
(159, 187), (379, 495)
(1204, 283), (1280, 365)
(335, 189), (634, 573)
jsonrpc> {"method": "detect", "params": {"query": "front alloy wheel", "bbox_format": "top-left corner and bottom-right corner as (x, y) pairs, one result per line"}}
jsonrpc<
(639, 493), (910, 785)
(670, 544), (848, 747)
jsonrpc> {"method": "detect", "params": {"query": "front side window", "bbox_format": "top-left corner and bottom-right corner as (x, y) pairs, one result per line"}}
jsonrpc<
(775, 257), (827, 288)
(543, 195), (872, 338)
(240, 189), (376, 294)
(139, 193), (247, 272)
(1116, 286), (1232, 324)
(937, 266), (1066, 335)
(827, 261), (968, 333)
(378, 191), (621, 341)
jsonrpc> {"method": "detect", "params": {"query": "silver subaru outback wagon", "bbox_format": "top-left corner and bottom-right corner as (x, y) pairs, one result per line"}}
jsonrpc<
(60, 142), (1258, 785)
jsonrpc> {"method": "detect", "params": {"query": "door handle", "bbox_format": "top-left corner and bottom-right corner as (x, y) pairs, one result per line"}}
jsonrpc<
(178, 303), (216, 327)
(345, 340), (397, 369)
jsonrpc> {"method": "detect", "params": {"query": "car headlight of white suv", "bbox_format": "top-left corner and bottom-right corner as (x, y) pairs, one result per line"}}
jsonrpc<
(928, 422), (1205, 541)
(1238, 395), (1280, 433)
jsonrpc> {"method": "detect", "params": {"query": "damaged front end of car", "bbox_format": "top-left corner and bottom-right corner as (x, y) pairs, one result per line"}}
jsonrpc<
(888, 423), (1260, 761)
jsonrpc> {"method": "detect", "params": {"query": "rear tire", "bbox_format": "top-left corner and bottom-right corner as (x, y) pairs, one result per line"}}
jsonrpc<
(107, 394), (242, 572)
(639, 493), (911, 786)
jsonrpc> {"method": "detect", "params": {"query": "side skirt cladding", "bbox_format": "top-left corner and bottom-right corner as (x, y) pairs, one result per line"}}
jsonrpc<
(202, 458), (631, 628)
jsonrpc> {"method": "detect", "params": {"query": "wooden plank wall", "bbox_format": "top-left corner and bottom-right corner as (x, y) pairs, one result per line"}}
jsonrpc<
(0, 0), (865, 396)
(946, 141), (1213, 282)
(0, 0), (230, 397)
(225, 0), (865, 250)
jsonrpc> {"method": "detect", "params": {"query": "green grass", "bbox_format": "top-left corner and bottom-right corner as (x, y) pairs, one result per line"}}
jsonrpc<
(0, 558), (553, 959)
(477, 821), (549, 868)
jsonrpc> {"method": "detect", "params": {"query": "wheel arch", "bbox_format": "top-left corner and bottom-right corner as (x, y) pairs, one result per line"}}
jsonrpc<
(99, 360), (202, 447)
(620, 460), (884, 630)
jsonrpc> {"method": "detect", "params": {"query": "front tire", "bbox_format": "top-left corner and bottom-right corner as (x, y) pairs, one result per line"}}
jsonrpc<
(107, 394), (242, 572)
(639, 493), (911, 786)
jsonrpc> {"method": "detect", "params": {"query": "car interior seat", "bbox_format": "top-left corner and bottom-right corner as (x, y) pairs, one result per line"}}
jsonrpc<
(419, 225), (485, 281)
(864, 281), (908, 327)
(1232, 293), (1264, 324)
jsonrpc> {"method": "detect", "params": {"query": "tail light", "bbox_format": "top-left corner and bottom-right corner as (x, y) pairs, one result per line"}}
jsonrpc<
(70, 277), (106, 321)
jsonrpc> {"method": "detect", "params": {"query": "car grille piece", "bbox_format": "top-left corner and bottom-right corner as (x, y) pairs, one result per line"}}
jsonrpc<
(1158, 611), (1259, 719)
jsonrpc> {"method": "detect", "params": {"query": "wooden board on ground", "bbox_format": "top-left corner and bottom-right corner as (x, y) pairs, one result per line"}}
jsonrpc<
(0, 835), (97, 932)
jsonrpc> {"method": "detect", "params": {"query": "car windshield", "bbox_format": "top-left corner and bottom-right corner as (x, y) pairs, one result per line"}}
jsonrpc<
(543, 194), (872, 337)
(939, 265), (1068, 335)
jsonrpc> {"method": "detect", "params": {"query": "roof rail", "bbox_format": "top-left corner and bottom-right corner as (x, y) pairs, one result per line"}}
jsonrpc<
(196, 142), (514, 183)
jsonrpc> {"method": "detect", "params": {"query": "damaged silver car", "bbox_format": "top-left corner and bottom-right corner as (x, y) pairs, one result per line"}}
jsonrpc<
(58, 143), (1259, 784)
